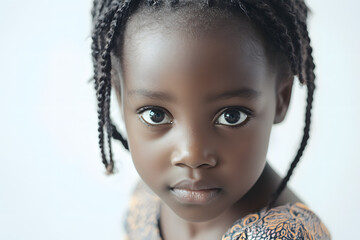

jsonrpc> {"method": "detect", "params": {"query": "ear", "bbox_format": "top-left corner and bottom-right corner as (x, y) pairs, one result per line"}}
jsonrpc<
(273, 76), (294, 124)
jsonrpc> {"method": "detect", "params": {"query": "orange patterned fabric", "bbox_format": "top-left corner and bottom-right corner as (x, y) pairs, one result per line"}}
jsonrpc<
(123, 180), (331, 240)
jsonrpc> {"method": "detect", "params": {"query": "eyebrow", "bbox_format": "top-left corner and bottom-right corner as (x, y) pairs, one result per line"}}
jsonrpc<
(128, 89), (175, 102)
(206, 87), (261, 102)
(127, 87), (261, 102)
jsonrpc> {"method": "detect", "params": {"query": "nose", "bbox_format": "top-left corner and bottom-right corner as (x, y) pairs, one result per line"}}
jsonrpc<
(170, 126), (218, 169)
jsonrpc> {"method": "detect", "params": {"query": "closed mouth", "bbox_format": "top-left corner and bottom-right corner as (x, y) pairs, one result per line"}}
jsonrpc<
(169, 187), (222, 204)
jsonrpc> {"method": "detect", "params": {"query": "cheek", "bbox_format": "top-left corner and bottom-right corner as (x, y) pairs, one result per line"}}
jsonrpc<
(218, 133), (265, 196)
(124, 117), (171, 190)
(219, 104), (275, 195)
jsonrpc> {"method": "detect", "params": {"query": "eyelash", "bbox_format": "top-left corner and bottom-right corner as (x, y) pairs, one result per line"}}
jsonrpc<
(136, 105), (254, 128)
(136, 106), (173, 128)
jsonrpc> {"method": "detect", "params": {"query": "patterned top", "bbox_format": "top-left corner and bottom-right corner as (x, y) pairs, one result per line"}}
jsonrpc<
(123, 180), (331, 240)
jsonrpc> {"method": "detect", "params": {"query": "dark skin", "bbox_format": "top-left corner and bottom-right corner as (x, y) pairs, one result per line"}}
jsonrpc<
(111, 6), (302, 240)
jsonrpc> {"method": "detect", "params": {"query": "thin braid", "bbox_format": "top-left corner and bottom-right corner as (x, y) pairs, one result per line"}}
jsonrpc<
(104, 1), (134, 173)
(294, 0), (308, 19)
(91, 0), (99, 20)
(265, 2), (316, 210)
(241, 1), (299, 76)
(296, 7), (315, 86)
(266, 80), (315, 210)
(92, 0), (142, 174)
(91, 2), (118, 170)
(94, 1), (131, 173)
(268, 0), (305, 83)
(102, 3), (124, 173)
(111, 123), (129, 150)
(94, 4), (119, 37)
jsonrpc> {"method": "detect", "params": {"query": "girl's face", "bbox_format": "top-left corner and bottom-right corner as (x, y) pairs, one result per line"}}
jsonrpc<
(112, 8), (291, 222)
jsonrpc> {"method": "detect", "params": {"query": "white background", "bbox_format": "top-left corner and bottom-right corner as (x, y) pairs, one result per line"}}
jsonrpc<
(1, 0), (359, 239)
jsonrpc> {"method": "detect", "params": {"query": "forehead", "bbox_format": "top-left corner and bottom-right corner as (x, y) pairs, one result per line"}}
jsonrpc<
(115, 6), (276, 99)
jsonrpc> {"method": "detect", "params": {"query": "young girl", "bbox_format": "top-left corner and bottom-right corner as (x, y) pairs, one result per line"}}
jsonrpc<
(90, 0), (331, 239)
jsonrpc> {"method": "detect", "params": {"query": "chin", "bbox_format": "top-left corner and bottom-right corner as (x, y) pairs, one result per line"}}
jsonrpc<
(163, 195), (228, 223)
(179, 206), (225, 222)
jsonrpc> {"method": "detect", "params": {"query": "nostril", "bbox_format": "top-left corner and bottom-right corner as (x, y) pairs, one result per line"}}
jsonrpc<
(174, 161), (216, 169)
(170, 147), (218, 168)
(198, 163), (214, 168)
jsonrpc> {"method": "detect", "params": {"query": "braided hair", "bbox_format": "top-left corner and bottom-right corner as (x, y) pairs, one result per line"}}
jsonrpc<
(90, 0), (315, 211)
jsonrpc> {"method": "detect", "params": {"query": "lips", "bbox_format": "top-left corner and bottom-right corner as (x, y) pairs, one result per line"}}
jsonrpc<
(170, 179), (220, 191)
(169, 179), (222, 204)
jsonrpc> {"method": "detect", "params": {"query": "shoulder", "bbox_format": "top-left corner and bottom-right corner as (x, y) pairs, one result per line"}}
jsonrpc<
(124, 179), (160, 222)
(123, 179), (162, 240)
(222, 202), (331, 240)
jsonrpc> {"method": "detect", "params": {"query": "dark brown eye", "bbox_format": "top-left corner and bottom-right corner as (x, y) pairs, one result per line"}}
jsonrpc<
(216, 108), (248, 126)
(140, 108), (172, 125)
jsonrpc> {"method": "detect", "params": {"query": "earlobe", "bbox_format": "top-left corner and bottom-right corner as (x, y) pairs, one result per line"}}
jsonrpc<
(273, 76), (294, 124)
